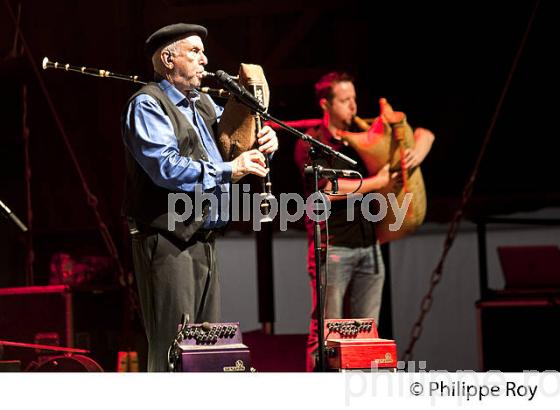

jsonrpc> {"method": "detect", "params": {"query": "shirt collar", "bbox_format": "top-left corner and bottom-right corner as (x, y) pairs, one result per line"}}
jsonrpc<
(320, 122), (345, 148)
(157, 79), (200, 107)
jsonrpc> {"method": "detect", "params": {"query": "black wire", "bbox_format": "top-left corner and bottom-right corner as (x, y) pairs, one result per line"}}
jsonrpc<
(324, 173), (364, 196)
(322, 197), (329, 321)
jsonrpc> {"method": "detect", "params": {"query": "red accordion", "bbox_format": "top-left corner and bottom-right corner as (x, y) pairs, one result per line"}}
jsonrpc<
(324, 318), (398, 370)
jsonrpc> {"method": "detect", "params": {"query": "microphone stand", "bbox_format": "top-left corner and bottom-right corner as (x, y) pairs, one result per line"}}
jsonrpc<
(221, 85), (356, 371)
(0, 198), (28, 233)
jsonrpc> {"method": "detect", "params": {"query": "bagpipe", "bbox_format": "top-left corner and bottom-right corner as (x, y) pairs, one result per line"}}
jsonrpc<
(336, 108), (426, 244)
(268, 102), (426, 243)
(42, 57), (274, 219)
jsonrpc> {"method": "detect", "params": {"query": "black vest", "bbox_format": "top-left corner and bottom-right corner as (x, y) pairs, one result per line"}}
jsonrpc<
(122, 82), (219, 241)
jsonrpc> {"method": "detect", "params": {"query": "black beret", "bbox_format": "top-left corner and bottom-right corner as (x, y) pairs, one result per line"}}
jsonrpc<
(145, 23), (208, 58)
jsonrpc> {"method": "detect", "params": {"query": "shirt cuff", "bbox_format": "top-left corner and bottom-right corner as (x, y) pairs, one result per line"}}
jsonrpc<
(214, 161), (232, 184)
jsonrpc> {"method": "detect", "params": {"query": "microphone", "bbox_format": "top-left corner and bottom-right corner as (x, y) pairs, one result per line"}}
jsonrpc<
(214, 70), (267, 112)
(202, 71), (238, 80)
(304, 165), (361, 179)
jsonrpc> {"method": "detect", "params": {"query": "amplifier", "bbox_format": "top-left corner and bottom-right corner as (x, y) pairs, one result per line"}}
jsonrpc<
(324, 318), (397, 370)
(477, 298), (560, 371)
(0, 285), (124, 371)
(169, 322), (252, 372)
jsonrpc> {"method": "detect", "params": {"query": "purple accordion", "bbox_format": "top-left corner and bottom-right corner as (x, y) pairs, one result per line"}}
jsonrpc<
(169, 322), (252, 372)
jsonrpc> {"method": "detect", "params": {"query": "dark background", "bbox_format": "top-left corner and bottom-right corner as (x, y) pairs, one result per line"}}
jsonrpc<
(1, 0), (558, 287)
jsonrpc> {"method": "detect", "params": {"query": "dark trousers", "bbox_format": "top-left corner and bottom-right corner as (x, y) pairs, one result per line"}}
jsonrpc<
(131, 232), (220, 371)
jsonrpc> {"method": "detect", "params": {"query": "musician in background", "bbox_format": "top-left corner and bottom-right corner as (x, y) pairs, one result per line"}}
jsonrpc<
(121, 23), (278, 371)
(294, 72), (434, 371)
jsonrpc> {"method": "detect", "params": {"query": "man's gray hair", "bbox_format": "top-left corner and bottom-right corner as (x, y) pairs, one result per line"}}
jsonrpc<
(151, 39), (181, 76)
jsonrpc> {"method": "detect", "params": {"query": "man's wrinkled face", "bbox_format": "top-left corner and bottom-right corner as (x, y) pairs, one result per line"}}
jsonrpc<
(169, 35), (208, 91)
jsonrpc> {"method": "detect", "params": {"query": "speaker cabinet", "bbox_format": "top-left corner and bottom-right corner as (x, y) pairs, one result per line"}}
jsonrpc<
(0, 285), (124, 371)
(477, 298), (560, 371)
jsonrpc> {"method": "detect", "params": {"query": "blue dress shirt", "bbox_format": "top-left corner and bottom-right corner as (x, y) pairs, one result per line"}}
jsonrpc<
(123, 80), (231, 229)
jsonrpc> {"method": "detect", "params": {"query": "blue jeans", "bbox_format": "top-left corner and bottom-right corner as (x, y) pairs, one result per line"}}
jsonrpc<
(306, 243), (385, 371)
(324, 245), (385, 319)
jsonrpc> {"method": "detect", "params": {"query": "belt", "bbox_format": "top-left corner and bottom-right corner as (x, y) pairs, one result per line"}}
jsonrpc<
(128, 218), (216, 243)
